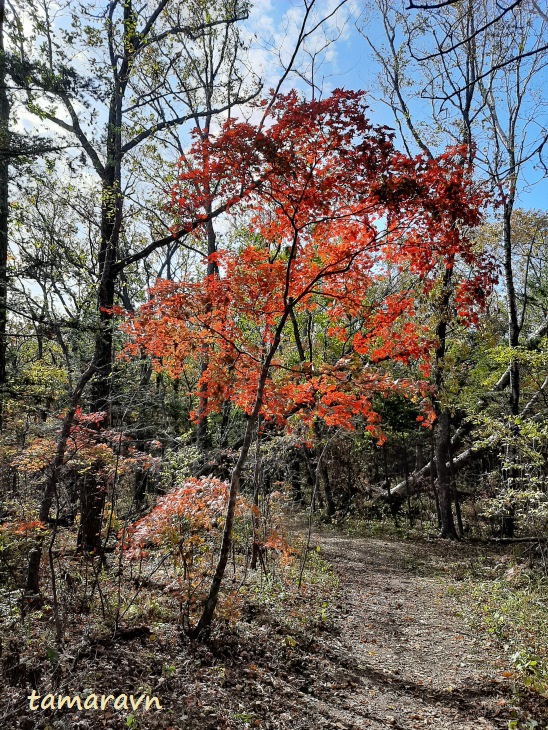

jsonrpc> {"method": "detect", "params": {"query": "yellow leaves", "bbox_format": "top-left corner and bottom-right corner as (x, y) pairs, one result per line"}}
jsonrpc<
(11, 437), (56, 474)
(19, 360), (69, 400)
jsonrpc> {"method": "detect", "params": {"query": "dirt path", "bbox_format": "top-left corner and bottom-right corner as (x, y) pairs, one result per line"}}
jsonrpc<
(2, 531), (522, 730)
(286, 532), (512, 730)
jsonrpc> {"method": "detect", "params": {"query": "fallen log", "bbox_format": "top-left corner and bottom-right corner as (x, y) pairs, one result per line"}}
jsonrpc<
(384, 434), (497, 502)
(384, 316), (548, 502)
(492, 536), (548, 544)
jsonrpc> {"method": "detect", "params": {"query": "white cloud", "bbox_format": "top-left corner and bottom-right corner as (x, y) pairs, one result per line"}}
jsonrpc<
(242, 0), (359, 100)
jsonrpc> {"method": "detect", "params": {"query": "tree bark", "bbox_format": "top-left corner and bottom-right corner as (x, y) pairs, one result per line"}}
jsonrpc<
(26, 358), (97, 593)
(0, 0), (9, 432)
(82, 1), (130, 550)
(319, 459), (336, 518)
(80, 98), (122, 554)
(433, 264), (458, 539)
(435, 409), (458, 538)
(77, 473), (107, 555)
(504, 200), (520, 416)
(192, 309), (291, 638)
(501, 200), (519, 538)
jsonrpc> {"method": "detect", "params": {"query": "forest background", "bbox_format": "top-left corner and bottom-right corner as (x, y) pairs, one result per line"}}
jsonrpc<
(1, 0), (548, 726)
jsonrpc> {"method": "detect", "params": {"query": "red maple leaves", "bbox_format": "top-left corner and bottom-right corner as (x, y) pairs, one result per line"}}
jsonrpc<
(121, 90), (494, 439)
(121, 477), (244, 559)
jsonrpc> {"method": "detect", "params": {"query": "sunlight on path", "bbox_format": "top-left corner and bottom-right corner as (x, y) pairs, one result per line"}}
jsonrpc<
(298, 533), (510, 730)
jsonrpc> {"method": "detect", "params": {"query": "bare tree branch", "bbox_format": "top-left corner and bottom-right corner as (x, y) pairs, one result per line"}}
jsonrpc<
(429, 42), (548, 101)
(121, 91), (259, 155)
(413, 0), (522, 61)
(408, 0), (516, 7)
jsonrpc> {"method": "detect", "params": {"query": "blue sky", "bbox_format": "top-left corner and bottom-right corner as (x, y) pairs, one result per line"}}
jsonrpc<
(243, 0), (548, 212)
(15, 0), (547, 212)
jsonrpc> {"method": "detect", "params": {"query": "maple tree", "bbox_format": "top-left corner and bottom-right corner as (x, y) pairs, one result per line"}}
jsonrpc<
(11, 406), (158, 593)
(120, 89), (491, 635)
(3, 4), (548, 717)
(121, 475), (250, 632)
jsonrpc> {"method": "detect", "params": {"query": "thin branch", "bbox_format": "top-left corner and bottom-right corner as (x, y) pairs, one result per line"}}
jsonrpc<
(148, 13), (249, 45)
(429, 43), (548, 101)
(407, 0), (513, 7)
(413, 1), (522, 61)
(121, 90), (259, 155)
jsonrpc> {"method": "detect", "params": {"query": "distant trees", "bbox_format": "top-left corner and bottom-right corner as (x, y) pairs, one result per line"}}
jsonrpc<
(361, 0), (548, 536)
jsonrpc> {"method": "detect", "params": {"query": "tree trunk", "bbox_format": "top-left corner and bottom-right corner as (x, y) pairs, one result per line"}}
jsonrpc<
(26, 358), (97, 593)
(77, 473), (107, 555)
(83, 83), (123, 551)
(319, 459), (336, 518)
(0, 0), (9, 432)
(80, 184), (118, 553)
(192, 403), (257, 637)
(434, 264), (458, 539)
(436, 410), (458, 539)
(502, 200), (519, 538)
(192, 310), (290, 638)
(90, 176), (120, 421)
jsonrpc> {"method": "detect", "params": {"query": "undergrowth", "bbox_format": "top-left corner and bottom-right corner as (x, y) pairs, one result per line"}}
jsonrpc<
(449, 555), (548, 729)
(467, 570), (548, 694)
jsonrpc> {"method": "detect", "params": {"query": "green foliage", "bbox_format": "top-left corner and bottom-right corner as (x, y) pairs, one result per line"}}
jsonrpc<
(466, 570), (548, 698)
(470, 409), (548, 535)
(294, 545), (338, 589)
(232, 712), (255, 724)
(18, 359), (69, 401)
(159, 437), (202, 491)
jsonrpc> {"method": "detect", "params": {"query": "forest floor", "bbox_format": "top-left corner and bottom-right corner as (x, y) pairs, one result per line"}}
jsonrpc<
(2, 528), (547, 730)
(303, 531), (535, 730)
